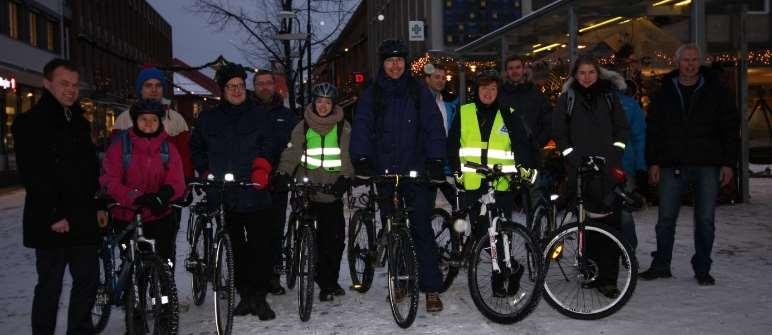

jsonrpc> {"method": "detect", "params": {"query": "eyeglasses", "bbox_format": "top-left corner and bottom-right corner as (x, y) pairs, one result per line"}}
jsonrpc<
(225, 83), (246, 91)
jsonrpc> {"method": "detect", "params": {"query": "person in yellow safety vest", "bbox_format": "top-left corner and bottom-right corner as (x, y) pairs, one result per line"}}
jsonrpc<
(447, 69), (537, 298)
(277, 82), (353, 302)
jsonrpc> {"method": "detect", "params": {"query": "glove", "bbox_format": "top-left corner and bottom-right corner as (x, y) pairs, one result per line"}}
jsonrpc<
(332, 176), (350, 198)
(251, 157), (272, 190)
(353, 158), (374, 179)
(272, 173), (291, 193)
(133, 192), (165, 215)
(427, 159), (445, 184)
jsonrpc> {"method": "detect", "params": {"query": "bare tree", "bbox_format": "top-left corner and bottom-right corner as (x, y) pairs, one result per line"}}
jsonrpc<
(191, 0), (357, 115)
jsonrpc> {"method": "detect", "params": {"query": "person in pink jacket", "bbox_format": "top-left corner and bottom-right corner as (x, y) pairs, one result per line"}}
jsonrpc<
(100, 99), (185, 265)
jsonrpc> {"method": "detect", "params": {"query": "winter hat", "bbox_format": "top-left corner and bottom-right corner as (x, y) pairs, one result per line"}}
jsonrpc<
(215, 63), (247, 90)
(378, 39), (408, 62)
(135, 66), (166, 98)
(130, 99), (165, 137)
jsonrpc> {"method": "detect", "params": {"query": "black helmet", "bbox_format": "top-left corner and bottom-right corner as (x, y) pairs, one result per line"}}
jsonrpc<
(312, 82), (337, 100)
(475, 69), (501, 85)
(215, 62), (247, 89)
(129, 99), (165, 122)
(378, 39), (408, 61)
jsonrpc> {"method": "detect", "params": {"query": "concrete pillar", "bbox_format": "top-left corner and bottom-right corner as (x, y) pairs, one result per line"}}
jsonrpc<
(568, 5), (578, 63)
(429, 0), (444, 51)
(737, 4), (750, 203)
(691, 0), (706, 57)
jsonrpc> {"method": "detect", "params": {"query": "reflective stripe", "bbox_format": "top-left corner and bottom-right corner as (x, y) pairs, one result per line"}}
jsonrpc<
(487, 149), (515, 160)
(322, 160), (342, 168)
(460, 166), (477, 172)
(300, 155), (323, 166)
(304, 147), (342, 156)
(499, 165), (518, 173)
(305, 148), (324, 155)
(300, 155), (342, 168)
(613, 142), (626, 150)
(459, 147), (482, 157)
(562, 147), (574, 156)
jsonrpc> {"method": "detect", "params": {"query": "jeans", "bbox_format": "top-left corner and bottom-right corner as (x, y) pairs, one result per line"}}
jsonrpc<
(651, 166), (720, 275)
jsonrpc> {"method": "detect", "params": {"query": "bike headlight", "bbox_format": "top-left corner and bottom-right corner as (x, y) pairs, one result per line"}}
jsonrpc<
(302, 176), (309, 183)
(224, 173), (235, 182)
(453, 218), (469, 234)
(550, 194), (559, 201)
(206, 173), (215, 181)
(408, 170), (418, 178)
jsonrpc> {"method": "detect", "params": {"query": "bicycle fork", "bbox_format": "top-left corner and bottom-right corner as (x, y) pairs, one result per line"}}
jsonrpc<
(488, 216), (512, 274)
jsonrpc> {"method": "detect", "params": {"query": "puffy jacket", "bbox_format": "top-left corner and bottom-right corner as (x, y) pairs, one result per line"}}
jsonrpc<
(100, 129), (185, 222)
(12, 91), (100, 249)
(646, 66), (739, 168)
(350, 69), (446, 174)
(190, 98), (274, 212)
(257, 94), (296, 166)
(500, 81), (553, 148)
(617, 92), (647, 176)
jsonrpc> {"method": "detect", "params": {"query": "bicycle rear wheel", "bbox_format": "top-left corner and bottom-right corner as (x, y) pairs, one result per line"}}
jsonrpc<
(387, 227), (419, 329)
(92, 235), (112, 333)
(190, 216), (209, 306)
(431, 208), (460, 292)
(284, 214), (299, 290)
(542, 221), (637, 319)
(298, 224), (316, 322)
(467, 223), (543, 324)
(142, 255), (179, 334)
(213, 233), (235, 335)
(347, 209), (375, 292)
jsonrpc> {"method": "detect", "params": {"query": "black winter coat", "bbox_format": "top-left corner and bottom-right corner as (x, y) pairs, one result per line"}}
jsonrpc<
(12, 91), (100, 249)
(499, 81), (553, 148)
(190, 99), (274, 212)
(257, 94), (296, 166)
(646, 66), (738, 168)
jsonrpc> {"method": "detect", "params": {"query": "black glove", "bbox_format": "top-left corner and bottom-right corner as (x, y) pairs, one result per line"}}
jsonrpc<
(427, 159), (445, 184)
(134, 185), (173, 215)
(354, 158), (374, 179)
(332, 176), (350, 198)
(272, 173), (291, 193)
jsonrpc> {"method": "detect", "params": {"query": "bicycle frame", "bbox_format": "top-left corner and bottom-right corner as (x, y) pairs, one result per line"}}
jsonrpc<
(104, 207), (159, 306)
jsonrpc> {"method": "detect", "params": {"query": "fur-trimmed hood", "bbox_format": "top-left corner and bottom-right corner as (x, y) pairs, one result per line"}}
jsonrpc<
(561, 67), (627, 93)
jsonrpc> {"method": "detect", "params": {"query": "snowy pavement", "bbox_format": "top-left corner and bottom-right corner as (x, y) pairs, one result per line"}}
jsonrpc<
(1, 180), (771, 334)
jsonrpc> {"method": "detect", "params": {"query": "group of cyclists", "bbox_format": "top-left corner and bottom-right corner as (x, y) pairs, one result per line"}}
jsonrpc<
(17, 35), (650, 334)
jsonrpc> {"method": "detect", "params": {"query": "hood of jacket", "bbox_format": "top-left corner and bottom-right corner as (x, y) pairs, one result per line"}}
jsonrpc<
(561, 67), (627, 94)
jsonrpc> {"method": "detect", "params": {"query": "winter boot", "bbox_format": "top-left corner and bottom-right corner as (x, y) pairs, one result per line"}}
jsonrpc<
(252, 293), (276, 321)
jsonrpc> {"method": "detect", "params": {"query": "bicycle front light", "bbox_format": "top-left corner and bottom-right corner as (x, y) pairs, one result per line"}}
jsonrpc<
(408, 170), (418, 178)
(550, 194), (560, 201)
(453, 218), (469, 234)
(550, 243), (564, 260)
(302, 176), (309, 183)
(224, 173), (235, 182)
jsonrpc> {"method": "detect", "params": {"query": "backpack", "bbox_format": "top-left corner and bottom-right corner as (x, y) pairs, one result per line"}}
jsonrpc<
(117, 129), (170, 171)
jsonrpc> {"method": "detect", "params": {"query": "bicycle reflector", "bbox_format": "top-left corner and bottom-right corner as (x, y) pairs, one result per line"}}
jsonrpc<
(224, 173), (235, 182)
(611, 167), (626, 184)
(207, 173), (215, 181)
(550, 243), (564, 260)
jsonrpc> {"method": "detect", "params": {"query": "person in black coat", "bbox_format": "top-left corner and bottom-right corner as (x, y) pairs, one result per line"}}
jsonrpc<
(12, 59), (100, 335)
(190, 63), (276, 320)
(552, 55), (630, 298)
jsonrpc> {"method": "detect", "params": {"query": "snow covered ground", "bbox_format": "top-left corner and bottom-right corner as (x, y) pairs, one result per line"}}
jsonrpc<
(1, 180), (771, 334)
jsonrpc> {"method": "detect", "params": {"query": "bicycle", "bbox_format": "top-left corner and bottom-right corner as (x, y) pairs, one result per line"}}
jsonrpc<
(451, 162), (544, 324)
(346, 182), (379, 293)
(184, 173), (258, 335)
(541, 155), (641, 319)
(284, 176), (333, 322)
(92, 203), (179, 334)
(429, 186), (473, 292)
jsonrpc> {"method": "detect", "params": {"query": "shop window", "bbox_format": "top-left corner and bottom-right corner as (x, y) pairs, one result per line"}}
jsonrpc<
(458, 23), (464, 32)
(28, 12), (37, 47)
(4, 91), (17, 153)
(446, 34), (454, 44)
(8, 1), (18, 39)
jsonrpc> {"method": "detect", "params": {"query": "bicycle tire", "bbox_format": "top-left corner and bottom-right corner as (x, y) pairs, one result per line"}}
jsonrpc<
(529, 203), (550, 248)
(285, 214), (299, 290)
(298, 224), (316, 322)
(430, 208), (460, 292)
(347, 209), (375, 293)
(467, 223), (543, 324)
(542, 221), (638, 320)
(191, 216), (208, 306)
(124, 262), (140, 335)
(213, 233), (235, 335)
(142, 255), (180, 335)
(387, 227), (419, 329)
(92, 236), (112, 333)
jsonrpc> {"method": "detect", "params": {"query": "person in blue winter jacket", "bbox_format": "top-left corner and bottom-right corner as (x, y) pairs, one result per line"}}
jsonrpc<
(350, 39), (447, 312)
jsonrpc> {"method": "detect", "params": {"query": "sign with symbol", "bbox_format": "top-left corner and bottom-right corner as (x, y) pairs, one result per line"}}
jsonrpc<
(408, 21), (424, 41)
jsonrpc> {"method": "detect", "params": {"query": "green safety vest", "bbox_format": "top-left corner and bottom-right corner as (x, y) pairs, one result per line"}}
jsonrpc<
(458, 103), (517, 191)
(301, 125), (342, 172)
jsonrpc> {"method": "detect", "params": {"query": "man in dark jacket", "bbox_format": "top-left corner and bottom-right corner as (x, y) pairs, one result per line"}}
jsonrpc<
(499, 55), (552, 150)
(253, 69), (295, 296)
(12, 58), (100, 335)
(350, 39), (447, 312)
(639, 44), (739, 286)
(190, 63), (276, 320)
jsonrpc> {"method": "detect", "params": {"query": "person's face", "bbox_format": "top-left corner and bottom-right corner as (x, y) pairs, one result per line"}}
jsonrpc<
(425, 69), (447, 93)
(223, 77), (246, 105)
(43, 67), (79, 107)
(478, 82), (498, 105)
(575, 64), (598, 88)
(141, 78), (163, 100)
(314, 97), (333, 116)
(253, 74), (275, 101)
(678, 48), (700, 78)
(383, 57), (405, 79)
(136, 114), (160, 134)
(505, 59), (526, 83)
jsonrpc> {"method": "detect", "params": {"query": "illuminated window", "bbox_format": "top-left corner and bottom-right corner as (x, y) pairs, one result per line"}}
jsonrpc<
(46, 20), (56, 51)
(480, 0), (487, 9)
(8, 2), (19, 39)
(29, 12), (38, 47)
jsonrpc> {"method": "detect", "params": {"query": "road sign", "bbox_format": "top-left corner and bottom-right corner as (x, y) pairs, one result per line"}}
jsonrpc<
(409, 21), (424, 41)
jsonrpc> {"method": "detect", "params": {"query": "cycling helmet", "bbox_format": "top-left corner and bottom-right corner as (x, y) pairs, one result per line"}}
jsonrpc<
(312, 82), (337, 100)
(475, 69), (501, 85)
(129, 98), (165, 122)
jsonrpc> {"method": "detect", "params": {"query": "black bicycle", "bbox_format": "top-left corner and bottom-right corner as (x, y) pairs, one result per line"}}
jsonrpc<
(284, 176), (333, 322)
(346, 182), (378, 293)
(92, 203), (179, 334)
(184, 173), (258, 335)
(542, 155), (641, 319)
(430, 186), (473, 292)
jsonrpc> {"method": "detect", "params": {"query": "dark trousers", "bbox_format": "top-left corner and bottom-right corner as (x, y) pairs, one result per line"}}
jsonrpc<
(116, 215), (176, 264)
(310, 200), (346, 290)
(379, 183), (442, 293)
(32, 245), (98, 335)
(585, 211), (623, 286)
(270, 191), (289, 277)
(462, 189), (515, 240)
(227, 210), (272, 296)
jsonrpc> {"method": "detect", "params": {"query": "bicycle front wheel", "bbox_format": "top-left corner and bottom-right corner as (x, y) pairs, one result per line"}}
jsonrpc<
(298, 224), (316, 322)
(190, 216), (209, 306)
(387, 227), (420, 329)
(467, 223), (543, 324)
(542, 221), (638, 319)
(142, 255), (179, 335)
(92, 236), (112, 333)
(213, 233), (235, 335)
(347, 209), (375, 293)
(284, 214), (299, 290)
